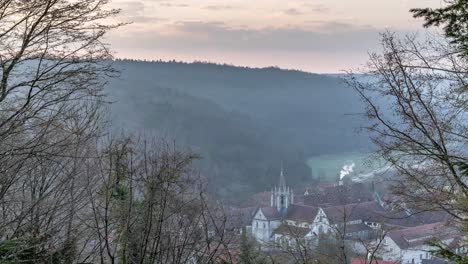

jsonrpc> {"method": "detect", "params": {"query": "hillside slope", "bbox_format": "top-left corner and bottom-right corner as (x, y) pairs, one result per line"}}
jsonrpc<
(106, 60), (371, 202)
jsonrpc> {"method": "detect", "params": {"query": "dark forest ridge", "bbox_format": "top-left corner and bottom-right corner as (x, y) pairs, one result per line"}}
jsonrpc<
(114, 58), (337, 75)
(107, 59), (372, 202)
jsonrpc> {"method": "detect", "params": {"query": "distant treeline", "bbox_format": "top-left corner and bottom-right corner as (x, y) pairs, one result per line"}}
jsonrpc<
(113, 58), (312, 74)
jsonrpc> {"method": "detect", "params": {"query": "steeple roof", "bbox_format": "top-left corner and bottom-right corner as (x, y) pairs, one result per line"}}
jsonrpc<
(279, 161), (286, 188)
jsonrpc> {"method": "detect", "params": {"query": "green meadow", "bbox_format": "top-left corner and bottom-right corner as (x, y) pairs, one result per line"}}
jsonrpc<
(306, 152), (388, 183)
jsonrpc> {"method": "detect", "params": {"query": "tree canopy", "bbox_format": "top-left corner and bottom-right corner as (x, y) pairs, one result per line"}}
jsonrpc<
(411, 0), (468, 54)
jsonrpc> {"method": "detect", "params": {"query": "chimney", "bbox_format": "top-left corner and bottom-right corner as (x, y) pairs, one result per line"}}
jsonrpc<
(337, 172), (343, 186)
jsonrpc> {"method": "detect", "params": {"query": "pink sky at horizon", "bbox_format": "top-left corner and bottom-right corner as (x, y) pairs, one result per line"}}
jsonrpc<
(108, 0), (444, 73)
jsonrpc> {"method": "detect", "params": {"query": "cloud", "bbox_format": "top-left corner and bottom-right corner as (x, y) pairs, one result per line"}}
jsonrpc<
(203, 5), (235, 11)
(159, 2), (189, 7)
(303, 3), (330, 13)
(284, 8), (303, 16)
(108, 19), (386, 72)
(113, 1), (145, 16)
(282, 3), (329, 15)
(111, 21), (381, 54)
(112, 1), (165, 23)
(106, 0), (437, 72)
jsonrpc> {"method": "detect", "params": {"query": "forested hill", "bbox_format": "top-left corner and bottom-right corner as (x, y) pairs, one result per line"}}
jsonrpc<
(106, 59), (371, 202)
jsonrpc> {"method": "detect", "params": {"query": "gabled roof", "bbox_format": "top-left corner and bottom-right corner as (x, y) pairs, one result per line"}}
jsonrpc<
(387, 222), (459, 250)
(323, 201), (385, 224)
(379, 210), (450, 228)
(293, 188), (310, 195)
(273, 224), (310, 237)
(303, 183), (375, 207)
(255, 204), (319, 223)
(258, 207), (281, 221)
(293, 194), (305, 204)
(286, 204), (320, 223)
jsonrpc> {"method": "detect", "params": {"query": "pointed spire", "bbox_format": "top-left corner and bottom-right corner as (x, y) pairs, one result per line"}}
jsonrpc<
(279, 160), (286, 189)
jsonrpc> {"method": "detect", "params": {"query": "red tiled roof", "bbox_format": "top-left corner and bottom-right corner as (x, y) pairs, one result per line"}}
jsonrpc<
(273, 224), (310, 237)
(293, 195), (305, 204)
(293, 188), (308, 195)
(286, 204), (319, 223)
(387, 222), (459, 250)
(303, 183), (375, 207)
(257, 204), (320, 223)
(380, 210), (450, 228)
(259, 207), (281, 220)
(323, 201), (385, 224)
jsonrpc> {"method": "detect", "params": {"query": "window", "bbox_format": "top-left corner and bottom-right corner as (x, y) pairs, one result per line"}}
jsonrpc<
(263, 223), (266, 228)
(256, 221), (258, 228)
(420, 254), (422, 259)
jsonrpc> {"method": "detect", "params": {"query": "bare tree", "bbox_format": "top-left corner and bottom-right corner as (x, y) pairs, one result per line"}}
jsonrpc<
(262, 206), (388, 264)
(85, 136), (236, 264)
(0, 117), (104, 262)
(315, 205), (387, 264)
(345, 32), (467, 222)
(0, 0), (121, 199)
(0, 0), (121, 262)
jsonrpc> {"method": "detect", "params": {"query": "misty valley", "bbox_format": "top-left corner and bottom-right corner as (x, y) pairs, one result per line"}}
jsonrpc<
(0, 1), (466, 263)
(107, 60), (376, 202)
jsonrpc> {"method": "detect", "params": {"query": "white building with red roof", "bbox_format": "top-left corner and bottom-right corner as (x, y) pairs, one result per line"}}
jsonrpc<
(247, 167), (457, 259)
(379, 222), (461, 264)
(250, 168), (383, 247)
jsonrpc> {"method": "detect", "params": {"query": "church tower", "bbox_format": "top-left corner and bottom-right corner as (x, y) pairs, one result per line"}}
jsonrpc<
(271, 162), (293, 215)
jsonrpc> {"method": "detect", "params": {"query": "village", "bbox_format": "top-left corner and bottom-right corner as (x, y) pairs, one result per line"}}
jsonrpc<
(225, 167), (465, 264)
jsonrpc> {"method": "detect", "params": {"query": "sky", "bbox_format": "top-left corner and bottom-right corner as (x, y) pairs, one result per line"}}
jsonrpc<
(108, 0), (444, 73)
